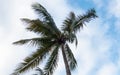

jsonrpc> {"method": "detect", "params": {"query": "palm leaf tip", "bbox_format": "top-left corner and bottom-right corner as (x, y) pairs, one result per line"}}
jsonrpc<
(69, 12), (76, 19)
(31, 2), (48, 18)
(21, 18), (31, 23)
(13, 40), (28, 45)
(78, 8), (98, 23)
(87, 8), (98, 18)
(32, 3), (42, 10)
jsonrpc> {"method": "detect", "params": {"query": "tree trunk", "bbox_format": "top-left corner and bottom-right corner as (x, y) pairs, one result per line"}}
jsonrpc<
(61, 44), (71, 75)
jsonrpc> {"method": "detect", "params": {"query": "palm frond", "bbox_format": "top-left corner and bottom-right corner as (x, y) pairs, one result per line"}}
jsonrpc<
(65, 33), (78, 46)
(32, 3), (60, 36)
(21, 18), (57, 37)
(11, 42), (56, 75)
(44, 44), (60, 75)
(65, 44), (77, 70)
(62, 12), (76, 33)
(13, 37), (53, 46)
(61, 12), (78, 46)
(62, 9), (97, 34)
(73, 8), (98, 33)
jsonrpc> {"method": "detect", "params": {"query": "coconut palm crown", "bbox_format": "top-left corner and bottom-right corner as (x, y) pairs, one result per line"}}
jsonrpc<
(11, 3), (97, 75)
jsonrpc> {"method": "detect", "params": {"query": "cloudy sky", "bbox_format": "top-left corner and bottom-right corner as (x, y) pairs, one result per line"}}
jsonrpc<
(0, 0), (120, 75)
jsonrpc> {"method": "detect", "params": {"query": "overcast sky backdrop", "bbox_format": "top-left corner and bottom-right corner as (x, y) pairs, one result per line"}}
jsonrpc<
(0, 0), (120, 75)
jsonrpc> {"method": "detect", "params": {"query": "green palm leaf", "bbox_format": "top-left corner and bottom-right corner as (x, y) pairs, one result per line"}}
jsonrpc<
(73, 8), (98, 33)
(21, 18), (58, 37)
(64, 44), (77, 70)
(62, 9), (97, 34)
(13, 37), (53, 46)
(65, 33), (78, 46)
(11, 42), (56, 75)
(62, 12), (78, 46)
(32, 3), (60, 36)
(44, 44), (60, 75)
(62, 12), (76, 33)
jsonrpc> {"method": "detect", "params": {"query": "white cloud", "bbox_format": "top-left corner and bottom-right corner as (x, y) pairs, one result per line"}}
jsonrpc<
(114, 20), (120, 33)
(92, 0), (104, 8)
(107, 0), (120, 18)
(107, 0), (120, 39)
(96, 63), (117, 75)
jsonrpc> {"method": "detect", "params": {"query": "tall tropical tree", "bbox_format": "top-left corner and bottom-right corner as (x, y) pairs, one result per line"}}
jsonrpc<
(11, 3), (97, 75)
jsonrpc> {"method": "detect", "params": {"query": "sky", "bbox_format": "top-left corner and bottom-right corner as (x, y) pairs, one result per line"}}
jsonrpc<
(0, 0), (120, 75)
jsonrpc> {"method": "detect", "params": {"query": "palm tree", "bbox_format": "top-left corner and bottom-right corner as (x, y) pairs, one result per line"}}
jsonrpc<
(11, 3), (97, 75)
